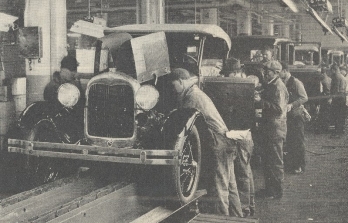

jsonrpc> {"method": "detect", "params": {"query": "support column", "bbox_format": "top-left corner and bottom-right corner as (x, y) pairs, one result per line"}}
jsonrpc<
(24, 0), (67, 104)
(137, 0), (165, 24)
(295, 23), (302, 41)
(262, 17), (274, 36)
(281, 24), (290, 39)
(200, 8), (219, 25)
(236, 10), (252, 35)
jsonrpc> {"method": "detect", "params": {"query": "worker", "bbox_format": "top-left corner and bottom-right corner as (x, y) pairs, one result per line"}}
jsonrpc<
(329, 64), (347, 138)
(279, 62), (308, 174)
(227, 59), (247, 78)
(44, 55), (83, 103)
(255, 61), (289, 199)
(261, 47), (274, 63)
(169, 68), (243, 217)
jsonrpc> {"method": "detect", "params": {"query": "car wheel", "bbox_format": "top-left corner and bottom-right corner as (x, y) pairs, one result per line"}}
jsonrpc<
(24, 120), (62, 188)
(171, 125), (201, 204)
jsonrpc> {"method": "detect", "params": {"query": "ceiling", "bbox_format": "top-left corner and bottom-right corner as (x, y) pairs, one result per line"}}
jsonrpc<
(1, 0), (348, 48)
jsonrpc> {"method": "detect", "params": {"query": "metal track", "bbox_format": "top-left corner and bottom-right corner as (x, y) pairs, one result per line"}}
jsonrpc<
(0, 173), (207, 223)
(0, 172), (130, 223)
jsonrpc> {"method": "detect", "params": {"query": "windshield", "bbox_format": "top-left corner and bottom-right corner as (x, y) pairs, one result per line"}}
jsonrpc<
(294, 50), (320, 65)
(333, 55), (343, 65)
(230, 38), (276, 63)
(201, 36), (226, 76)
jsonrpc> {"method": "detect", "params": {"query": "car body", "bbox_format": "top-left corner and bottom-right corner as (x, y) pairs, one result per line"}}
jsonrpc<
(322, 49), (346, 68)
(7, 24), (255, 203)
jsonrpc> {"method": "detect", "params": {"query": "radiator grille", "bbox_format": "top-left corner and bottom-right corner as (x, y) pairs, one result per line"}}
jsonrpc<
(87, 83), (134, 138)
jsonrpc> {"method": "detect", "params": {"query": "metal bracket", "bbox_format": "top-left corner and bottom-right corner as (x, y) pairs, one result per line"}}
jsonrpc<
(140, 151), (146, 163)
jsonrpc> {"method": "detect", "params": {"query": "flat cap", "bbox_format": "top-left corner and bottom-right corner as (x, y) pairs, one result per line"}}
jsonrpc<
(170, 68), (192, 80)
(61, 56), (79, 72)
(263, 60), (282, 73)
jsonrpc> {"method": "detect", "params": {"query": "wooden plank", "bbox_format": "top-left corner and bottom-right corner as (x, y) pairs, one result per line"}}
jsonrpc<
(1, 177), (104, 223)
(190, 214), (259, 223)
(132, 190), (206, 223)
(0, 176), (76, 207)
(47, 184), (157, 223)
(30, 181), (129, 223)
(130, 206), (172, 223)
(48, 187), (206, 223)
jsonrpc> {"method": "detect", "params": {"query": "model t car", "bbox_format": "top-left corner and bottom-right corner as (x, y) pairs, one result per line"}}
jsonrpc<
(7, 24), (255, 204)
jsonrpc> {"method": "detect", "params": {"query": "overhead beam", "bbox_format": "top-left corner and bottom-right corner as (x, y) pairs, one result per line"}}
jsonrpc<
(67, 0), (253, 13)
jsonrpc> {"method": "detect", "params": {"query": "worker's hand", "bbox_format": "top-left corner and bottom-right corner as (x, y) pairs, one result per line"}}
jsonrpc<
(328, 98), (332, 104)
(254, 92), (261, 102)
(287, 104), (293, 112)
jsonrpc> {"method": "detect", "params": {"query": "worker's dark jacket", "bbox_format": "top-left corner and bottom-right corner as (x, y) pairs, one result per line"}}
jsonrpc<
(330, 72), (346, 96)
(44, 72), (83, 104)
(261, 77), (289, 139)
(286, 76), (308, 119)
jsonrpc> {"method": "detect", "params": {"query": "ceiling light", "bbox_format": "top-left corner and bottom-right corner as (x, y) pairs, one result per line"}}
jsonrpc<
(306, 7), (333, 34)
(281, 0), (299, 13)
(332, 26), (348, 43)
(70, 20), (104, 38)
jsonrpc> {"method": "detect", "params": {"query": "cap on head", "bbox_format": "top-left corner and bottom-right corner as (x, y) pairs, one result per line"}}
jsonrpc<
(231, 59), (242, 71)
(341, 69), (347, 76)
(170, 68), (192, 81)
(263, 60), (282, 73)
(61, 56), (79, 72)
(331, 63), (339, 71)
(280, 61), (289, 71)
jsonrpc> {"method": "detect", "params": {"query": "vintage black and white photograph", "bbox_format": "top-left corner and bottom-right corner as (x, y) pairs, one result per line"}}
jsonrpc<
(0, 0), (348, 222)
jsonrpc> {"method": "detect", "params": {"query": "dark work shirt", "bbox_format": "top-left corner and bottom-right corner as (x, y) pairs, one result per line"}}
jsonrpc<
(285, 75), (308, 110)
(179, 84), (229, 135)
(331, 72), (346, 95)
(261, 77), (289, 120)
(321, 75), (331, 96)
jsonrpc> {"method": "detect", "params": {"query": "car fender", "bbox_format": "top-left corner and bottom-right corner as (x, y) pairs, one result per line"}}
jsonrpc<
(17, 101), (57, 130)
(11, 101), (75, 143)
(161, 108), (206, 147)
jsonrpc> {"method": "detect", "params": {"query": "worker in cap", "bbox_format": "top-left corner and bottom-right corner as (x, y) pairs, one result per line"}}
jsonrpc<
(279, 61), (308, 174)
(228, 59), (246, 78)
(44, 56), (83, 104)
(255, 60), (289, 199)
(169, 68), (243, 217)
(329, 62), (347, 138)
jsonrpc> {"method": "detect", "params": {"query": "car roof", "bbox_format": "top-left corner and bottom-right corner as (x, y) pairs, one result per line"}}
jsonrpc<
(327, 50), (344, 55)
(105, 24), (231, 50)
(295, 45), (319, 52)
(231, 35), (291, 45)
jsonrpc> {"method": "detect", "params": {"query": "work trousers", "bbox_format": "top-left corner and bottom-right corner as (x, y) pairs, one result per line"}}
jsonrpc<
(261, 119), (286, 196)
(316, 99), (331, 132)
(234, 149), (255, 214)
(331, 96), (346, 134)
(206, 131), (243, 217)
(286, 115), (306, 171)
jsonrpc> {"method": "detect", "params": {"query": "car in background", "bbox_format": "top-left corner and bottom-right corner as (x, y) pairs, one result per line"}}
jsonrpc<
(289, 42), (322, 101)
(230, 35), (322, 115)
(322, 49), (346, 69)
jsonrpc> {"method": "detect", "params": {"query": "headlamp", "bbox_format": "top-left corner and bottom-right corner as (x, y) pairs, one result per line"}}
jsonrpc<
(57, 83), (80, 108)
(135, 85), (159, 110)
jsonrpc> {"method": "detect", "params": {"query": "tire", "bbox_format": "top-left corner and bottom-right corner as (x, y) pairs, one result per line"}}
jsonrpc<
(171, 125), (201, 204)
(24, 120), (63, 188)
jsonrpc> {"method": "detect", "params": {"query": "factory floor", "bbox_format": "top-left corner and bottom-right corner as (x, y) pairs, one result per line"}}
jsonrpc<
(252, 125), (348, 223)
(1, 123), (348, 223)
